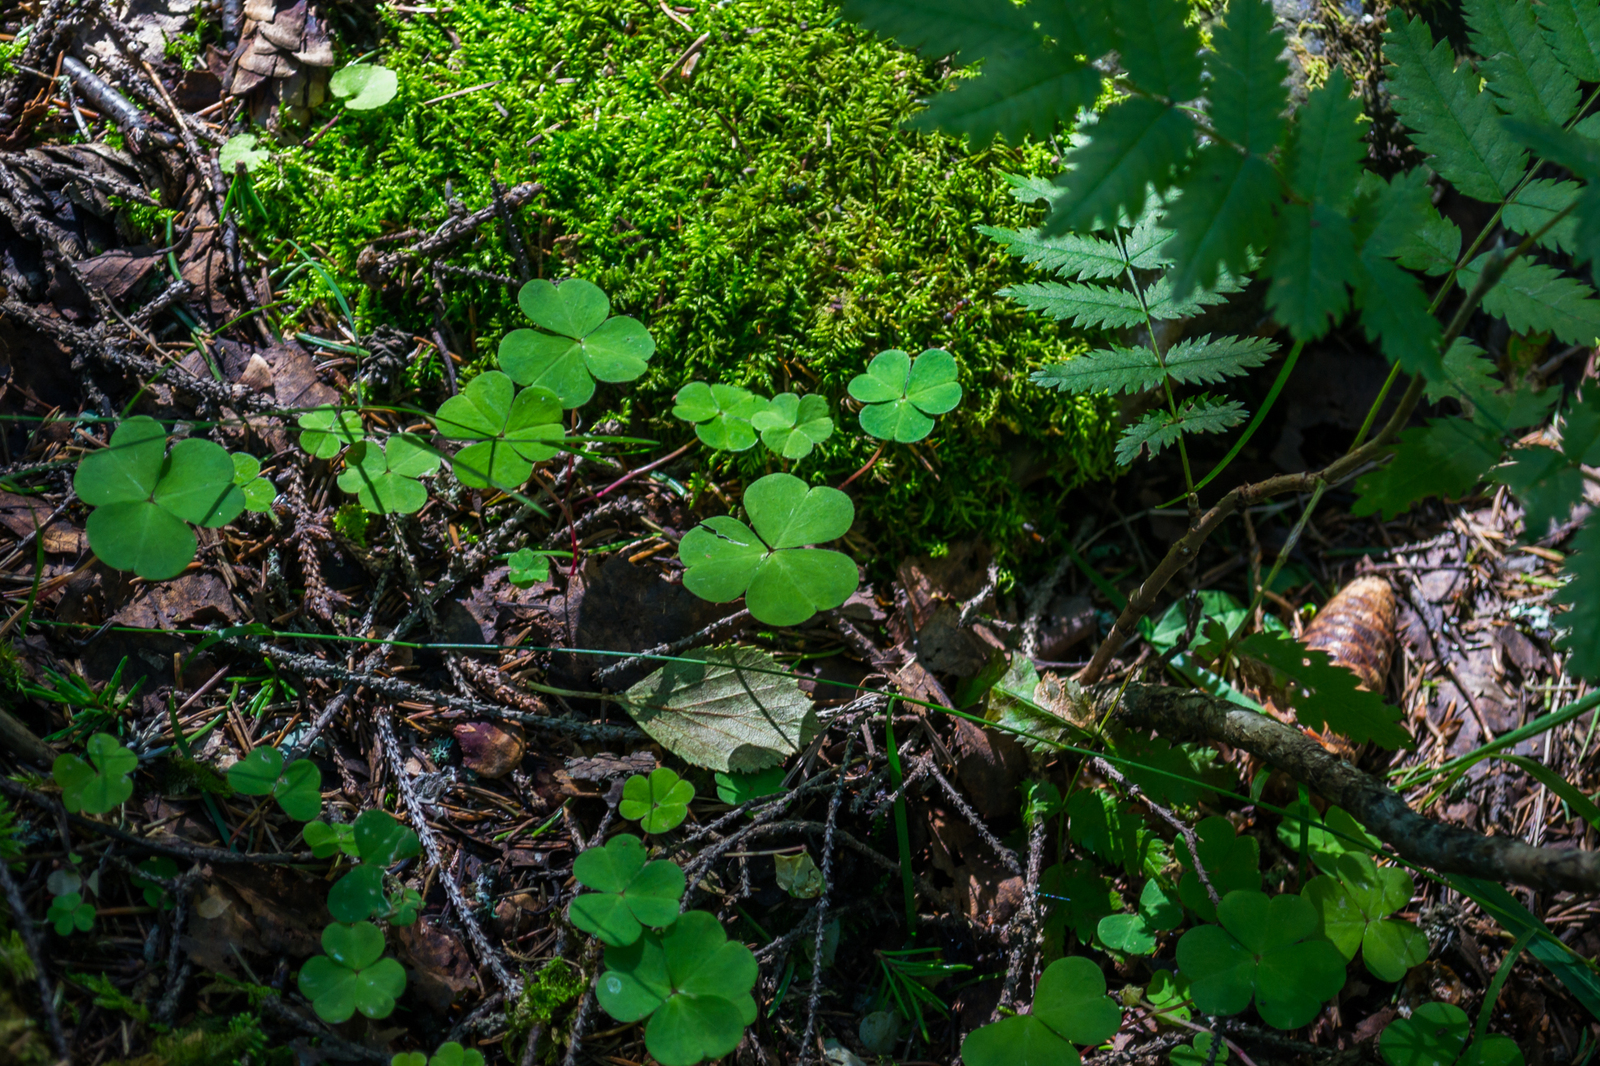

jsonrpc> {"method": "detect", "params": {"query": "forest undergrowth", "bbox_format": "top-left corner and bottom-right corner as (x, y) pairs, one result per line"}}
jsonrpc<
(1, 0), (1600, 1066)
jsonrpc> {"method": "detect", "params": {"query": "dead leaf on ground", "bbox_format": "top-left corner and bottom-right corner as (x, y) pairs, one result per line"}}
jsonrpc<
(453, 720), (525, 778)
(950, 717), (1028, 823)
(395, 917), (477, 1013)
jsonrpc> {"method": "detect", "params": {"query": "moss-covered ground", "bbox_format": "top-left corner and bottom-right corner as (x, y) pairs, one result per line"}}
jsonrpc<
(249, 0), (1116, 563)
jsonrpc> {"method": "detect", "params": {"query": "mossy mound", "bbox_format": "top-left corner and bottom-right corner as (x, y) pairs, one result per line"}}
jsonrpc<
(251, 0), (1116, 560)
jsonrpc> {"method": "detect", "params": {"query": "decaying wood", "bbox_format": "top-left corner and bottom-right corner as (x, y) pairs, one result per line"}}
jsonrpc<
(1119, 684), (1600, 893)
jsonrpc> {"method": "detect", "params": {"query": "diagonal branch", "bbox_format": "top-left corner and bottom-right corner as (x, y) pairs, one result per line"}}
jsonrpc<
(1118, 684), (1600, 893)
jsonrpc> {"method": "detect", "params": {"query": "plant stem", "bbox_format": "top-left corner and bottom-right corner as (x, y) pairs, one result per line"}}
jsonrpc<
(838, 442), (885, 489)
(884, 702), (918, 937)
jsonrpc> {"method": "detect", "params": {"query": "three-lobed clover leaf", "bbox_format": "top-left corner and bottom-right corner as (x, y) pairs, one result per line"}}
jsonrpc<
(1097, 879), (1183, 955)
(595, 910), (758, 1066)
(507, 547), (554, 588)
(131, 857), (179, 909)
(570, 834), (686, 947)
(433, 372), (564, 490)
(298, 920), (407, 1023)
(847, 348), (962, 443)
(678, 473), (858, 626)
(1175, 889), (1347, 1030)
(231, 452), (276, 513)
(961, 956), (1122, 1066)
(672, 383), (769, 452)
(304, 819), (360, 858)
(1380, 1002), (1525, 1066)
(329, 63), (399, 110)
(74, 416), (246, 579)
(355, 809), (423, 866)
(619, 768), (695, 834)
(713, 766), (786, 806)
(227, 747), (324, 821)
(499, 279), (655, 408)
(1177, 815), (1261, 922)
(298, 407), (363, 459)
(337, 435), (441, 515)
(219, 132), (270, 173)
(53, 733), (137, 814)
(1304, 853), (1428, 982)
(750, 392), (834, 459)
(48, 891), (95, 935)
(393, 1043), (484, 1066)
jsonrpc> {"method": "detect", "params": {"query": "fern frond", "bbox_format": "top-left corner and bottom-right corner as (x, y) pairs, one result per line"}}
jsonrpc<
(1143, 270), (1246, 320)
(1164, 150), (1279, 296)
(1492, 444), (1586, 540)
(1162, 334), (1277, 386)
(1004, 171), (1060, 205)
(1117, 395), (1247, 464)
(838, 0), (1039, 59)
(1459, 255), (1600, 344)
(1266, 203), (1358, 340)
(1466, 0), (1580, 126)
(1032, 346), (1165, 395)
(999, 280), (1147, 329)
(1355, 252), (1444, 378)
(1124, 194), (1175, 267)
(1351, 417), (1503, 520)
(1206, 0), (1289, 154)
(1555, 514), (1600, 679)
(1536, 0), (1600, 83)
(977, 225), (1130, 279)
(914, 51), (1101, 146)
(1501, 119), (1600, 277)
(1046, 98), (1193, 232)
(1392, 212), (1462, 276)
(1504, 179), (1582, 254)
(1035, 0), (1115, 58)
(1113, 0), (1204, 100)
(1425, 338), (1501, 406)
(1384, 13), (1527, 204)
(1286, 70), (1365, 209)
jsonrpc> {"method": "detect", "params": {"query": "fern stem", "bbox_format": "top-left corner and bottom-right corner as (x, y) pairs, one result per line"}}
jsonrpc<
(1161, 338), (1305, 506)
(1116, 230), (1196, 497)
(1349, 362), (1402, 451)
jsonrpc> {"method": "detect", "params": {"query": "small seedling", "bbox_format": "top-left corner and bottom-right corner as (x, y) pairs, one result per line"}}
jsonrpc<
(298, 921), (407, 1023)
(618, 768), (695, 833)
(594, 910), (758, 1066)
(330, 63), (399, 110)
(393, 1043), (486, 1066)
(1175, 889), (1347, 1030)
(506, 547), (554, 587)
(672, 382), (769, 452)
(678, 473), (858, 626)
(336, 435), (441, 514)
(53, 733), (138, 814)
(774, 851), (823, 898)
(303, 819), (359, 858)
(74, 416), (246, 579)
(1145, 969), (1194, 1024)
(231, 453), (276, 512)
(131, 857), (179, 909)
(1304, 853), (1428, 982)
(432, 372), (564, 490)
(1097, 879), (1183, 955)
(1176, 815), (1261, 922)
(219, 132), (270, 173)
(848, 348), (962, 442)
(569, 834), (685, 947)
(751, 392), (834, 459)
(499, 279), (655, 408)
(328, 810), (424, 923)
(1173, 1033), (1230, 1066)
(961, 956), (1121, 1066)
(1380, 1002), (1525, 1066)
(713, 766), (786, 805)
(227, 746), (323, 821)
(48, 891), (95, 935)
(298, 407), (364, 459)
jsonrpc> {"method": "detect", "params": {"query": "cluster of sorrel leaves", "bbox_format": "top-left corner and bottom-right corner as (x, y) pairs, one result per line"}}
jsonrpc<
(48, 730), (421, 1023)
(72, 277), (963, 629)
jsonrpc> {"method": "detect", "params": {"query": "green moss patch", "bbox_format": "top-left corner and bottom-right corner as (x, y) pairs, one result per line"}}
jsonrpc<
(250, 0), (1116, 557)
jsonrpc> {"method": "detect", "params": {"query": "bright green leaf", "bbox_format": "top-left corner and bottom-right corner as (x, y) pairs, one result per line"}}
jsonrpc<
(619, 768), (695, 834)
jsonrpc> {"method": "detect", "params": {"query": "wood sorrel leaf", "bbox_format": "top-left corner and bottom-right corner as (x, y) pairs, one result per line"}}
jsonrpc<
(618, 768), (695, 834)
(678, 473), (857, 626)
(570, 834), (685, 946)
(849, 348), (963, 442)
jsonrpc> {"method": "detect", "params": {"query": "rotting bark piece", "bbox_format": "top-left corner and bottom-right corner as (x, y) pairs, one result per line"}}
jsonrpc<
(453, 720), (525, 778)
(1303, 575), (1396, 691)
